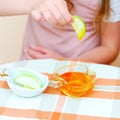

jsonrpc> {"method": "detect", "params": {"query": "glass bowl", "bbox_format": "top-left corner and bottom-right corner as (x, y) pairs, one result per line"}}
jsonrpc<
(53, 64), (96, 97)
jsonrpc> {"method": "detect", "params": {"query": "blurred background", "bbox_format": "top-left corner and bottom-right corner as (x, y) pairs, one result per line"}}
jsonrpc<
(0, 15), (27, 64)
(0, 15), (120, 67)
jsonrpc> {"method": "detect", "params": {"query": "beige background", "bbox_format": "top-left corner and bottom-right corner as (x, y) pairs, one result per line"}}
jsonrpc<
(0, 15), (28, 64)
(0, 16), (120, 67)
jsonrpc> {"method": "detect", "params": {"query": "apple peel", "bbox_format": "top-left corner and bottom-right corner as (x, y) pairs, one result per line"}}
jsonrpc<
(71, 15), (86, 40)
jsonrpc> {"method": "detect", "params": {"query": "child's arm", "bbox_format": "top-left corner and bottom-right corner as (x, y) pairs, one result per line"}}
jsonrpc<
(78, 21), (120, 64)
(0, 0), (39, 16)
(0, 0), (72, 26)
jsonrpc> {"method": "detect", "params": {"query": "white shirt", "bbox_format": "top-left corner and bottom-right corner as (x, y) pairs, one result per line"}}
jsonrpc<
(109, 0), (120, 22)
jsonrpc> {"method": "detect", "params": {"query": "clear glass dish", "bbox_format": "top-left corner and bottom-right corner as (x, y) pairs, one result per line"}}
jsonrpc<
(52, 64), (96, 97)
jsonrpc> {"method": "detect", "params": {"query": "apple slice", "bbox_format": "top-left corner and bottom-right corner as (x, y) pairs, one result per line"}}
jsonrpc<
(14, 71), (43, 90)
(71, 15), (86, 40)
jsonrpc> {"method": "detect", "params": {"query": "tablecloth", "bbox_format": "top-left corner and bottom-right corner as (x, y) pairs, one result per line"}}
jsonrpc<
(0, 59), (120, 120)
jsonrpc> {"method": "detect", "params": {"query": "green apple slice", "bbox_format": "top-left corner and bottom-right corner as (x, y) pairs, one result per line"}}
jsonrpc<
(14, 71), (43, 90)
(19, 71), (42, 87)
(71, 15), (86, 40)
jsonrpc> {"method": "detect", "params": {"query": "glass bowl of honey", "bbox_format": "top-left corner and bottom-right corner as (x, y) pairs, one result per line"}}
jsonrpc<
(53, 64), (96, 97)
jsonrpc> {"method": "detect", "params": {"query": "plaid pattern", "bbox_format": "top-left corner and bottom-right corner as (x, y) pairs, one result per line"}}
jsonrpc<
(0, 59), (120, 120)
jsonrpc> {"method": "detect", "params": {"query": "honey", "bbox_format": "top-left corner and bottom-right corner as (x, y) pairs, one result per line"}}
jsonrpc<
(58, 72), (95, 97)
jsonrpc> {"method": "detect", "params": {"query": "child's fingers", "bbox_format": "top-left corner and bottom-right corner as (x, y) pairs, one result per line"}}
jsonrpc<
(31, 10), (45, 21)
(24, 48), (33, 60)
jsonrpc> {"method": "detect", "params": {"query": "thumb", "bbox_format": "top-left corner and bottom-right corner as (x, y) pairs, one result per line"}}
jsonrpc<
(31, 10), (45, 21)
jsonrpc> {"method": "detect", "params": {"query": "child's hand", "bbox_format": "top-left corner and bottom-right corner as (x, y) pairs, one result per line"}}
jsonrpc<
(31, 0), (72, 27)
(24, 45), (64, 59)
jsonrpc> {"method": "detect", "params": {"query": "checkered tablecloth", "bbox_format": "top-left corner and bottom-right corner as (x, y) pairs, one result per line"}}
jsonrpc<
(0, 59), (120, 120)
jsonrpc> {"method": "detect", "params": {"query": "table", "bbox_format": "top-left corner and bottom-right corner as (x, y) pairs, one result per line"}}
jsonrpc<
(0, 59), (120, 120)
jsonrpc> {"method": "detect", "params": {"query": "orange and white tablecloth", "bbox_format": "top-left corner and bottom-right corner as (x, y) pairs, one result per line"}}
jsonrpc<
(0, 59), (120, 120)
